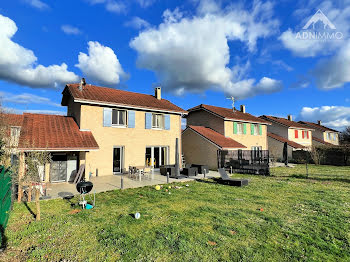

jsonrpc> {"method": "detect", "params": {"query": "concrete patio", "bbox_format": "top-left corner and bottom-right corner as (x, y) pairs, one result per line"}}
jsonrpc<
(44, 170), (222, 199)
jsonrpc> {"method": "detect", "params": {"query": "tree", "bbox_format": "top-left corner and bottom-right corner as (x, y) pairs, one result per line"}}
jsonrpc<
(340, 126), (350, 145)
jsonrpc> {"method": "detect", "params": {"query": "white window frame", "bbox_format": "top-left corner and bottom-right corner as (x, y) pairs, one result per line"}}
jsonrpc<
(253, 124), (259, 135)
(303, 130), (308, 139)
(112, 109), (127, 127)
(237, 123), (243, 134)
(152, 113), (164, 129)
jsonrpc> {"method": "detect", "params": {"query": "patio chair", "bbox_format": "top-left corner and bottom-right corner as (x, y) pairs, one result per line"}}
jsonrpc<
(215, 168), (248, 187)
(191, 164), (209, 175)
(182, 166), (198, 177)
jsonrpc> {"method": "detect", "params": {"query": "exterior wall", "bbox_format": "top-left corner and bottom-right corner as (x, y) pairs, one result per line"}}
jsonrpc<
(323, 131), (339, 145)
(288, 128), (312, 148)
(224, 121), (268, 150)
(267, 123), (288, 139)
(268, 137), (293, 161)
(67, 97), (81, 127)
(312, 129), (324, 140)
(186, 110), (225, 135)
(78, 104), (182, 177)
(182, 129), (219, 170)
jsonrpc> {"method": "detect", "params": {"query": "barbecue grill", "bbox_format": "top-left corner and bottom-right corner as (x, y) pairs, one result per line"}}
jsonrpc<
(76, 181), (95, 209)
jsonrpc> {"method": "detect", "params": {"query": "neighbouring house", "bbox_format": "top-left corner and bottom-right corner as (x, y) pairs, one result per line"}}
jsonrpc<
(260, 115), (314, 160)
(298, 120), (340, 146)
(182, 104), (270, 169)
(3, 113), (99, 182)
(61, 80), (187, 178)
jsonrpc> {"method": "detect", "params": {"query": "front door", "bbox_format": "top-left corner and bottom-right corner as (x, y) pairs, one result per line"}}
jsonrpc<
(50, 154), (67, 182)
(113, 147), (123, 174)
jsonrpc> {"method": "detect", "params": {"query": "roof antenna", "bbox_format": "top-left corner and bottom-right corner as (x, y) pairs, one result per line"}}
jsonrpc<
(79, 78), (86, 91)
(226, 96), (235, 111)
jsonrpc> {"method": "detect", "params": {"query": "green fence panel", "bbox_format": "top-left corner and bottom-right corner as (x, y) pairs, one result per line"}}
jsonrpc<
(0, 166), (12, 229)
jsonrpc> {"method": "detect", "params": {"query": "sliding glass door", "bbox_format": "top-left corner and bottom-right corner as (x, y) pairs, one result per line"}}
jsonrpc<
(145, 146), (169, 168)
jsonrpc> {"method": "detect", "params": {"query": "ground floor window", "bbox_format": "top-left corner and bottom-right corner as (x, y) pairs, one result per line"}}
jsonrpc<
(145, 146), (169, 168)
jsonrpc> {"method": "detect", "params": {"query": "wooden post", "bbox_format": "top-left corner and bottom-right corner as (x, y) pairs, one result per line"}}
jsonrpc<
(35, 187), (40, 221)
(27, 186), (32, 202)
(17, 153), (25, 203)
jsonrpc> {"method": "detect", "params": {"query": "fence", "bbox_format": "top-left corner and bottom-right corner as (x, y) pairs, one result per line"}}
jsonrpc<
(0, 166), (12, 230)
(218, 150), (270, 175)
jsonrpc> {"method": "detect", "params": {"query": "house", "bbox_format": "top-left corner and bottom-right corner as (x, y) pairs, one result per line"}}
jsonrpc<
(299, 120), (339, 146)
(259, 115), (313, 160)
(61, 80), (187, 179)
(5, 113), (99, 182)
(182, 104), (270, 169)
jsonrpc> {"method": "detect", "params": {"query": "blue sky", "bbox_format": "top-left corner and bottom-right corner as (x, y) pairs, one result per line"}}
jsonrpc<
(0, 0), (349, 130)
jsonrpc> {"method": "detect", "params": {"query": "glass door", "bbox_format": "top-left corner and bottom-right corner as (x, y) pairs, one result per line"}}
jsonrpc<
(145, 146), (169, 168)
(113, 147), (123, 174)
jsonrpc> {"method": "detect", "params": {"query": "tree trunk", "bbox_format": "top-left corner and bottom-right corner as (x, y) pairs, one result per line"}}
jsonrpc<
(35, 188), (40, 221)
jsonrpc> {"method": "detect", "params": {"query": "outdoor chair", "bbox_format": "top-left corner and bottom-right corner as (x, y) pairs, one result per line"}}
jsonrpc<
(215, 168), (248, 187)
(191, 164), (209, 175)
(182, 166), (198, 177)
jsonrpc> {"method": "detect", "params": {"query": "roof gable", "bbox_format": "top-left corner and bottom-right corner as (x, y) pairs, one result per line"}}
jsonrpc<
(299, 121), (338, 133)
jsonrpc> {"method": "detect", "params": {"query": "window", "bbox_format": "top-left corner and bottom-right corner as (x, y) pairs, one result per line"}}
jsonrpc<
(302, 130), (308, 139)
(11, 127), (20, 138)
(237, 123), (243, 134)
(327, 132), (331, 140)
(252, 124), (259, 135)
(333, 133), (337, 141)
(112, 110), (126, 126)
(152, 114), (164, 129)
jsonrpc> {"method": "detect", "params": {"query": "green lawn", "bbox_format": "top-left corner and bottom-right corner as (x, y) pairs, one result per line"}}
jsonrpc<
(1, 165), (350, 261)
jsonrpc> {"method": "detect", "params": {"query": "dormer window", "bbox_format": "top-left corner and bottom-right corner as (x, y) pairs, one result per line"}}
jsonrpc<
(112, 110), (126, 126)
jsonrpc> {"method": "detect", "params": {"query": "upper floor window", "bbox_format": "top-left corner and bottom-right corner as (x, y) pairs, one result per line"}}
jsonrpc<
(295, 130), (299, 138)
(302, 130), (309, 139)
(333, 133), (337, 141)
(112, 110), (126, 126)
(152, 113), (164, 129)
(252, 124), (259, 135)
(327, 132), (331, 140)
(237, 123), (243, 134)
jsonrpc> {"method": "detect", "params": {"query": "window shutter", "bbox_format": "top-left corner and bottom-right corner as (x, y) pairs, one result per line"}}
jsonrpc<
(259, 125), (262, 135)
(128, 111), (135, 128)
(295, 130), (298, 138)
(164, 114), (170, 130)
(233, 122), (237, 134)
(145, 113), (152, 129)
(251, 124), (254, 135)
(302, 131), (305, 139)
(243, 123), (247, 134)
(103, 108), (112, 127)
(307, 131), (309, 139)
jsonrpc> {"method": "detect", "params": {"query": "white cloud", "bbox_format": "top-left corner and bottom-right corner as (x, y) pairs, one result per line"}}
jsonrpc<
(24, 0), (49, 10)
(124, 17), (150, 29)
(135, 0), (156, 8)
(130, 2), (281, 99)
(280, 1), (350, 57)
(311, 41), (350, 89)
(0, 91), (60, 107)
(76, 41), (126, 86)
(298, 106), (350, 130)
(86, 0), (126, 14)
(61, 25), (82, 35)
(0, 14), (79, 88)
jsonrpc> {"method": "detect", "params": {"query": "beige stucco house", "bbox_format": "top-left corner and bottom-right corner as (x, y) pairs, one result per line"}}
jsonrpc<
(182, 104), (270, 169)
(260, 115), (314, 160)
(61, 81), (187, 179)
(299, 120), (339, 146)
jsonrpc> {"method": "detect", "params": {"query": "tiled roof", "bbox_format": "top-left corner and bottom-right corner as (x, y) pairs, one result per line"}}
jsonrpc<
(261, 115), (312, 129)
(62, 83), (187, 114)
(17, 113), (99, 151)
(299, 121), (338, 133)
(267, 132), (305, 149)
(312, 137), (334, 146)
(1, 113), (24, 126)
(188, 104), (270, 124)
(186, 125), (247, 149)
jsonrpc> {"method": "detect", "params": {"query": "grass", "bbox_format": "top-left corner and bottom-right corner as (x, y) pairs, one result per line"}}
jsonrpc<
(1, 164), (350, 261)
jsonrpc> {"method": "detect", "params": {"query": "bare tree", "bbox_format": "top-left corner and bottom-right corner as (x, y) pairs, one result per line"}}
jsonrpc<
(310, 145), (324, 165)
(340, 126), (350, 145)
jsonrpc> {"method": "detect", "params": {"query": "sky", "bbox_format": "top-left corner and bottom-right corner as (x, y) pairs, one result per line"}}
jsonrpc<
(0, 0), (349, 130)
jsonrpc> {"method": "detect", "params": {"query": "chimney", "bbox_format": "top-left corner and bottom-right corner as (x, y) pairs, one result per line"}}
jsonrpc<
(240, 105), (246, 113)
(317, 120), (321, 125)
(287, 115), (293, 121)
(155, 86), (161, 100)
(79, 78), (86, 91)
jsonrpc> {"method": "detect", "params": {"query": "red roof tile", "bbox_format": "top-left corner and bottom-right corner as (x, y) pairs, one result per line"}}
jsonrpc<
(1, 113), (24, 126)
(186, 125), (246, 149)
(261, 115), (313, 129)
(299, 121), (338, 133)
(17, 113), (98, 151)
(312, 137), (334, 146)
(62, 84), (187, 114)
(188, 104), (270, 124)
(267, 132), (305, 149)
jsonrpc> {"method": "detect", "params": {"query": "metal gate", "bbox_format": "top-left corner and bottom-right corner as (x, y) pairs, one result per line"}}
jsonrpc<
(218, 150), (270, 175)
(0, 166), (12, 230)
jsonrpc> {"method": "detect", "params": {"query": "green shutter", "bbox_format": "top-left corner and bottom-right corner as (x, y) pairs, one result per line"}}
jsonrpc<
(243, 123), (247, 134)
(233, 122), (237, 134)
(251, 124), (254, 135)
(259, 124), (262, 135)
